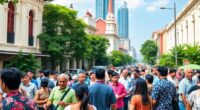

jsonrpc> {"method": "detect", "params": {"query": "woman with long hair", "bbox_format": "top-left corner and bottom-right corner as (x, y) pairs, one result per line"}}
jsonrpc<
(65, 84), (96, 110)
(130, 79), (152, 110)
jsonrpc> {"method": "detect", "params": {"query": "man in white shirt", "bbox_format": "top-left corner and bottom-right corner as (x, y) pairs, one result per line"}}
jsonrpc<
(167, 68), (179, 89)
(119, 68), (131, 110)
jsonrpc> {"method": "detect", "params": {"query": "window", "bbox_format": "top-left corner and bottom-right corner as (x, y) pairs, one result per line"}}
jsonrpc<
(7, 2), (15, 43)
(28, 10), (34, 46)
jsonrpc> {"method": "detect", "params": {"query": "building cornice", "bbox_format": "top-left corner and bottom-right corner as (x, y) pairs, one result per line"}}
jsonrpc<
(166, 0), (199, 32)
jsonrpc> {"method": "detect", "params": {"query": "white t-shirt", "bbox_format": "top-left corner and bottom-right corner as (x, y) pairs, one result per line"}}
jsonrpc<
(64, 105), (97, 110)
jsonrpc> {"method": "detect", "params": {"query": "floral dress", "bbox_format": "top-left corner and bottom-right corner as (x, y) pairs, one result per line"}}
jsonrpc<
(0, 90), (38, 110)
(188, 90), (200, 110)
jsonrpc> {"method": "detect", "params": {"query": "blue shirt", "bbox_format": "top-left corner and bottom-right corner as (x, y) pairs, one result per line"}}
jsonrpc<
(31, 79), (38, 89)
(178, 78), (196, 101)
(89, 81), (116, 110)
(71, 82), (89, 95)
(152, 78), (176, 110)
(153, 75), (160, 86)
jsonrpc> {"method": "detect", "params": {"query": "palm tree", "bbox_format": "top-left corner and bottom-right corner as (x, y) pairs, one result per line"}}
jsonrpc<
(170, 44), (185, 66)
(184, 43), (200, 65)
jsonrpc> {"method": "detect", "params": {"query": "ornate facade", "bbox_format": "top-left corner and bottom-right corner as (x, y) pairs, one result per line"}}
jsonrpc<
(0, 0), (43, 68)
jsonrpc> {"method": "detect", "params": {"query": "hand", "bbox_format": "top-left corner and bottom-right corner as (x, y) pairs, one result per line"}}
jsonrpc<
(43, 104), (48, 110)
(115, 95), (120, 100)
(58, 101), (67, 106)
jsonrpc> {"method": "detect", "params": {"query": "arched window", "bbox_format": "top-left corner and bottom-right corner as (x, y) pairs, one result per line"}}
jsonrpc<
(28, 10), (34, 46)
(7, 2), (15, 43)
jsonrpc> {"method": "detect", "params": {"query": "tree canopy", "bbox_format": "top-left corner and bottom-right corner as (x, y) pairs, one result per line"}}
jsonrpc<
(140, 40), (158, 65)
(38, 4), (87, 69)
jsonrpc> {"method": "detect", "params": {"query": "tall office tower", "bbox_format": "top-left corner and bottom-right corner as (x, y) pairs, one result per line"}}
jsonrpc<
(118, 1), (129, 38)
(96, 0), (115, 20)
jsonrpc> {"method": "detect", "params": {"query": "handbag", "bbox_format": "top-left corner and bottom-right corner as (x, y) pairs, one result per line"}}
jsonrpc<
(48, 88), (71, 110)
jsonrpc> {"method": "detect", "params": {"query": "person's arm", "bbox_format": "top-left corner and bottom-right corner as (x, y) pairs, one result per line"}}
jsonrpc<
(151, 84), (159, 107)
(118, 85), (127, 99)
(129, 104), (135, 110)
(34, 91), (47, 104)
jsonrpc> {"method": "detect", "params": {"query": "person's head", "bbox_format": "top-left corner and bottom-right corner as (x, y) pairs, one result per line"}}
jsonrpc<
(107, 70), (114, 79)
(0, 67), (22, 93)
(72, 75), (78, 83)
(135, 79), (150, 105)
(121, 68), (128, 78)
(152, 66), (159, 76)
(111, 72), (119, 83)
(44, 69), (51, 78)
(21, 73), (30, 85)
(145, 74), (153, 84)
(58, 74), (68, 89)
(169, 69), (176, 78)
(158, 66), (168, 77)
(66, 74), (72, 81)
(184, 68), (193, 80)
(78, 71), (86, 83)
(141, 69), (146, 76)
(95, 68), (105, 80)
(51, 70), (58, 80)
(89, 71), (96, 81)
(38, 70), (44, 78)
(27, 70), (35, 80)
(40, 78), (49, 88)
(133, 69), (141, 78)
(75, 84), (89, 110)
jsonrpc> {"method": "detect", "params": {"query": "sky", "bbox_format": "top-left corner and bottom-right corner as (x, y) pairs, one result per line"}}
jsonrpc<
(52, 0), (189, 58)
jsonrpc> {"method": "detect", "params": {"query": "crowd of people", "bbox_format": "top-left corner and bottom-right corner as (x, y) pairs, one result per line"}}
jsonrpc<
(0, 65), (199, 110)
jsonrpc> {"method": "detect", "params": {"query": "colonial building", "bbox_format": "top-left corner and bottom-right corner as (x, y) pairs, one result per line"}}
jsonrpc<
(96, 0), (120, 54)
(153, 0), (200, 54)
(0, 0), (44, 68)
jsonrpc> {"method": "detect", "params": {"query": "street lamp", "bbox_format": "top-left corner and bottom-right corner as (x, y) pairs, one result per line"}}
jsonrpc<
(160, 2), (177, 67)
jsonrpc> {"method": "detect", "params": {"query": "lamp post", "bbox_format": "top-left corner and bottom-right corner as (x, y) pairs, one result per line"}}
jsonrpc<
(160, 2), (177, 67)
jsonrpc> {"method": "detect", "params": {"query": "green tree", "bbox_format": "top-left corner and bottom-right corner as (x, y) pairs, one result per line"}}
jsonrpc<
(169, 44), (185, 66)
(184, 43), (200, 64)
(38, 4), (87, 70)
(140, 40), (158, 65)
(85, 34), (109, 66)
(109, 50), (134, 66)
(159, 54), (174, 67)
(5, 51), (40, 72)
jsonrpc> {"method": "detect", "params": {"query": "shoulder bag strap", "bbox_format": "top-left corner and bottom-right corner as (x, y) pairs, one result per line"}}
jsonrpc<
(55, 88), (71, 109)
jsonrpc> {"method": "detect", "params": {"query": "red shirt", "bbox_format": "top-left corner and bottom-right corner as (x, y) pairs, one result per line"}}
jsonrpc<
(109, 82), (127, 109)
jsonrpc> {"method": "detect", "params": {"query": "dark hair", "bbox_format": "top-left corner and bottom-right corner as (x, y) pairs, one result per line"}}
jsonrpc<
(135, 79), (150, 105)
(28, 69), (35, 74)
(169, 69), (176, 74)
(67, 74), (73, 80)
(134, 69), (141, 75)
(75, 85), (89, 110)
(21, 72), (28, 78)
(51, 70), (57, 75)
(145, 74), (154, 84)
(141, 69), (145, 72)
(198, 75), (200, 82)
(0, 67), (21, 90)
(41, 78), (49, 87)
(89, 71), (95, 76)
(95, 68), (105, 79)
(107, 70), (114, 76)
(111, 72), (119, 77)
(158, 66), (168, 76)
(44, 69), (51, 77)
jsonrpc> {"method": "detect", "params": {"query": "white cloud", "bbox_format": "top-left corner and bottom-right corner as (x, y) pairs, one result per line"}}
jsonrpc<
(146, 0), (171, 12)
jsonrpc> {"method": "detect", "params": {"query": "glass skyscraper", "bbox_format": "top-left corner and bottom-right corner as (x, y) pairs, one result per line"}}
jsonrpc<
(118, 2), (129, 38)
(96, 0), (115, 20)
